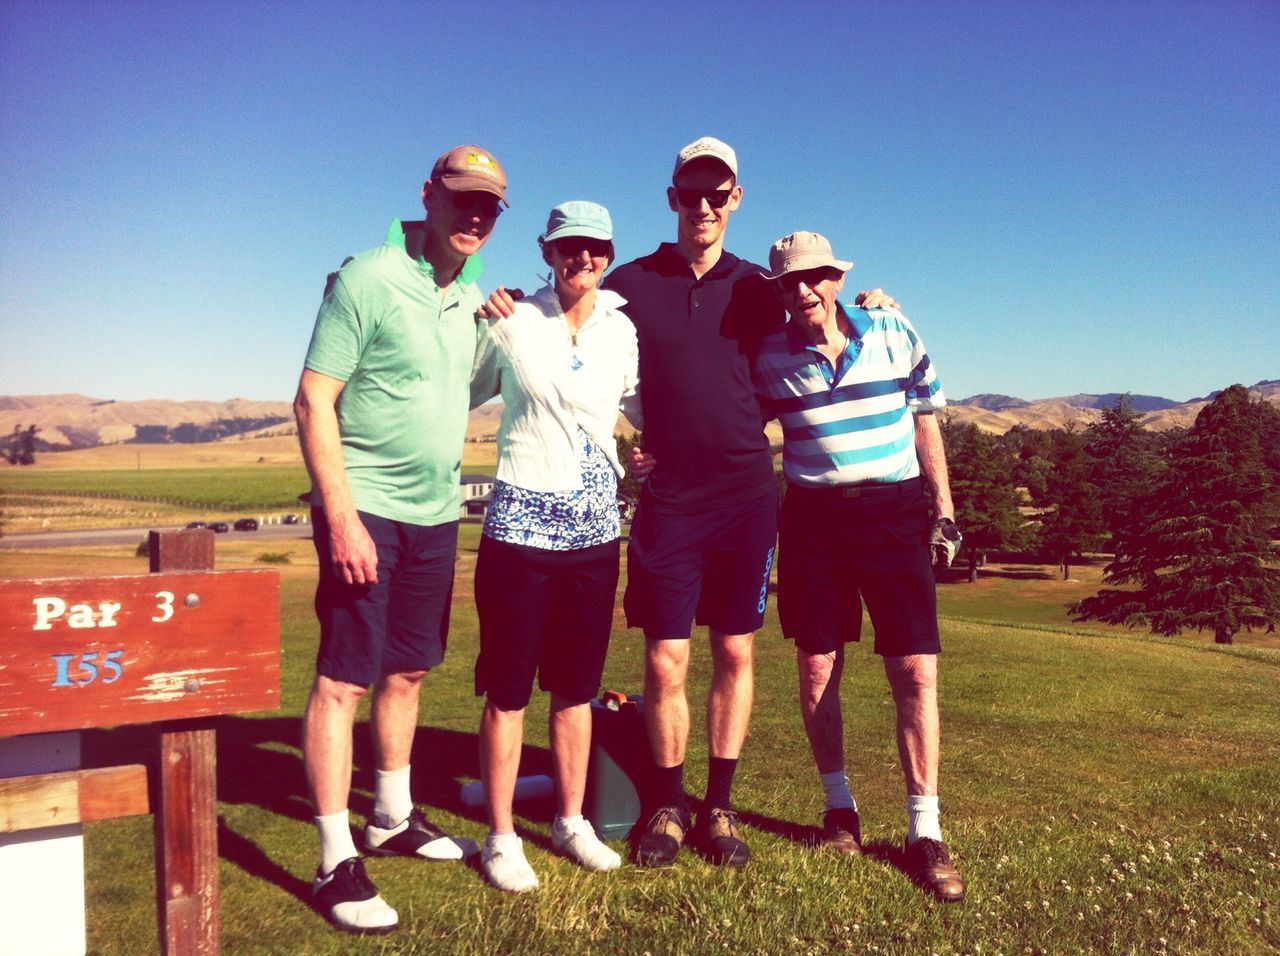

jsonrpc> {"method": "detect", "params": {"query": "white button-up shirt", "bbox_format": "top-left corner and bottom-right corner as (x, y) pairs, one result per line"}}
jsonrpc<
(471, 285), (642, 492)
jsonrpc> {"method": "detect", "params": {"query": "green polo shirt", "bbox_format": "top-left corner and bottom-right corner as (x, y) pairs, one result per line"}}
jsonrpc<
(303, 220), (488, 525)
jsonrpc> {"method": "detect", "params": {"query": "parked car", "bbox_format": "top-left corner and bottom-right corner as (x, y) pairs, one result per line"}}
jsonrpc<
(234, 518), (260, 531)
(185, 521), (207, 529)
(209, 522), (230, 533)
(282, 513), (299, 525)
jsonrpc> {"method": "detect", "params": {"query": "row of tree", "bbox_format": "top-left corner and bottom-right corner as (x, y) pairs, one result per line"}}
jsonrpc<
(943, 385), (1280, 643)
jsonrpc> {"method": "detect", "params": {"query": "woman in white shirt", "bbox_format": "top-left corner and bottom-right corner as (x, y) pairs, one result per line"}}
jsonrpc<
(469, 201), (641, 892)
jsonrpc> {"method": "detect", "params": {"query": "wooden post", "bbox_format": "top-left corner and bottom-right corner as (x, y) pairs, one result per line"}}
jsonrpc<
(151, 529), (219, 956)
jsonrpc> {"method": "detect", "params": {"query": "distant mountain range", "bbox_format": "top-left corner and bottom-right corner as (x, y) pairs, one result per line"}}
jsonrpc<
(2, 380), (1278, 450)
(945, 380), (1280, 434)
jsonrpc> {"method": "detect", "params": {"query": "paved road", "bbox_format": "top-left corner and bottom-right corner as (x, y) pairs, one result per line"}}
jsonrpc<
(0, 523), (314, 550)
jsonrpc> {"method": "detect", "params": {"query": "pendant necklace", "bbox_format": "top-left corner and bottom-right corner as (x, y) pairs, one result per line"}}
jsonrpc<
(567, 317), (584, 371)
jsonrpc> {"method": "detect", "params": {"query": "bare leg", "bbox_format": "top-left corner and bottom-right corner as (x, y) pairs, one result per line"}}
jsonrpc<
(707, 629), (754, 759)
(479, 700), (525, 834)
(797, 646), (845, 774)
(644, 638), (691, 767)
(304, 674), (368, 815)
(883, 654), (939, 796)
(549, 695), (592, 819)
(370, 669), (427, 772)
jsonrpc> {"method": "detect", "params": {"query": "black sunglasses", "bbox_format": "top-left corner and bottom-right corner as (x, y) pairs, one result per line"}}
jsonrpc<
(778, 267), (839, 292)
(553, 237), (612, 259)
(673, 187), (733, 209)
(450, 191), (504, 217)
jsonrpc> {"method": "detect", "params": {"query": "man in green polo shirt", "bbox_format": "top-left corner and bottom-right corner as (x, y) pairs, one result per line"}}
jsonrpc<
(294, 145), (506, 934)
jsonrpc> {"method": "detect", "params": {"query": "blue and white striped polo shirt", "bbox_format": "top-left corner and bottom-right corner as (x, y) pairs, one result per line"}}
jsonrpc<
(753, 304), (945, 487)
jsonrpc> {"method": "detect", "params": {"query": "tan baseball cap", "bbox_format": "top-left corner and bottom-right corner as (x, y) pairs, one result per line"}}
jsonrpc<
(763, 231), (853, 280)
(672, 136), (738, 179)
(430, 145), (509, 206)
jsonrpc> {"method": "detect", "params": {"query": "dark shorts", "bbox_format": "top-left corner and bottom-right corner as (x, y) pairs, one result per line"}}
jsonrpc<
(624, 489), (778, 640)
(777, 478), (941, 657)
(312, 507), (457, 686)
(474, 535), (621, 710)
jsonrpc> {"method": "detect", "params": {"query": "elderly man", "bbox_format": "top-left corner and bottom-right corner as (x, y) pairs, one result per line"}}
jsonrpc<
(752, 232), (965, 903)
(294, 146), (506, 932)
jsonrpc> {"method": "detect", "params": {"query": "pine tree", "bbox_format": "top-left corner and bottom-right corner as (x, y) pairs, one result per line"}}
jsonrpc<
(1071, 385), (1280, 643)
(941, 417), (1029, 581)
(1084, 395), (1163, 547)
(1032, 425), (1107, 579)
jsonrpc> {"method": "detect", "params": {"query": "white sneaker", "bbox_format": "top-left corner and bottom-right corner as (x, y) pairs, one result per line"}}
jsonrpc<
(311, 857), (398, 934)
(552, 816), (622, 872)
(481, 836), (540, 893)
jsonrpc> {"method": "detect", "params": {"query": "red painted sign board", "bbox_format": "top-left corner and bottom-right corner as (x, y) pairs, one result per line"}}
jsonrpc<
(0, 571), (279, 737)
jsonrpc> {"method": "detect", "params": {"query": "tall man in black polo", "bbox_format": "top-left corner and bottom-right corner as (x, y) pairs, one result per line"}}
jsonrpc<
(606, 137), (780, 866)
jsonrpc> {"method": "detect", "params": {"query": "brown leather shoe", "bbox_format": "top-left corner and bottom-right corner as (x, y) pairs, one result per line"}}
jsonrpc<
(903, 838), (965, 902)
(820, 808), (862, 854)
(697, 808), (750, 867)
(634, 805), (689, 867)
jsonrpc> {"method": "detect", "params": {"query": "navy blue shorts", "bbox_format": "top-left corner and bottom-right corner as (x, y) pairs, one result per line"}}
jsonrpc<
(311, 507), (457, 686)
(474, 535), (620, 710)
(624, 489), (778, 640)
(777, 478), (941, 657)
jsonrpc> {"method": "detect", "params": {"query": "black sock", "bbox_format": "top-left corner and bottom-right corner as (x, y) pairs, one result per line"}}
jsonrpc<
(704, 756), (738, 811)
(652, 762), (685, 810)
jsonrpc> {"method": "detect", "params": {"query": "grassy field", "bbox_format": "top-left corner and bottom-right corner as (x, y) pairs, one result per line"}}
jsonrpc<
(1, 461), (498, 532)
(1, 532), (1277, 955)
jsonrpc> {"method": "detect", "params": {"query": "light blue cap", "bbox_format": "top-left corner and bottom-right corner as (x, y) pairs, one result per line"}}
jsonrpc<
(541, 200), (613, 243)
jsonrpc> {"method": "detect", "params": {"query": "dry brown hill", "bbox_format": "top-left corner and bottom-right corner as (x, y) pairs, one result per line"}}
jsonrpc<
(6, 380), (1277, 459)
(1, 395), (293, 447)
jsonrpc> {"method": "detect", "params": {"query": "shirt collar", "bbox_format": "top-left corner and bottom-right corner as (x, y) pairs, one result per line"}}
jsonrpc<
(652, 242), (741, 280)
(784, 302), (872, 354)
(386, 218), (484, 285)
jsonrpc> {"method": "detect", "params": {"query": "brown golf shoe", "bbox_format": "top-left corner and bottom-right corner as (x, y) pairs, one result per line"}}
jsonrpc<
(697, 808), (750, 867)
(903, 838), (965, 902)
(819, 807), (862, 854)
(634, 805), (690, 867)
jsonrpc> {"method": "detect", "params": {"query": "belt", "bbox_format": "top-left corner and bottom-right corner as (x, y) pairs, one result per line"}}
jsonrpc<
(786, 476), (924, 499)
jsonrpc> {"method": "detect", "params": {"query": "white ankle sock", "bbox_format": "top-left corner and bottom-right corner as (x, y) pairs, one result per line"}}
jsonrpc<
(907, 794), (942, 844)
(373, 766), (413, 826)
(315, 809), (359, 875)
(820, 770), (857, 811)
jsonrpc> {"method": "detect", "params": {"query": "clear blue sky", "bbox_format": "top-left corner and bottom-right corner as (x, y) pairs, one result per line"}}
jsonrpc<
(1, 0), (1276, 404)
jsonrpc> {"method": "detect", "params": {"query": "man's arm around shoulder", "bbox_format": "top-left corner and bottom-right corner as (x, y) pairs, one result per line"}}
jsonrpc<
(294, 369), (379, 584)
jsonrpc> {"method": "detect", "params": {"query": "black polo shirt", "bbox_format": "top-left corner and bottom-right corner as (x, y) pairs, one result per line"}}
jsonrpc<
(606, 243), (782, 513)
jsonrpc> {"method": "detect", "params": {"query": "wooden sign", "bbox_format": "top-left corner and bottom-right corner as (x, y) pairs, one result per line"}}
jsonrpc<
(0, 571), (279, 738)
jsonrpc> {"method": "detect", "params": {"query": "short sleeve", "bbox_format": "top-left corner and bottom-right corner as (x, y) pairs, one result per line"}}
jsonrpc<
(303, 273), (363, 383)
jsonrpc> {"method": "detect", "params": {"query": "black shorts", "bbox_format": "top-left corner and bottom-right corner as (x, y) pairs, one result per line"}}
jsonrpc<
(624, 489), (778, 640)
(777, 478), (941, 657)
(473, 535), (620, 710)
(311, 508), (457, 686)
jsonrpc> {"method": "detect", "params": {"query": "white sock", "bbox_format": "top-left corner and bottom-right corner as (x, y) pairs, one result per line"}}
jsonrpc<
(907, 794), (942, 844)
(820, 770), (857, 811)
(373, 766), (413, 826)
(485, 830), (520, 852)
(315, 809), (359, 875)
